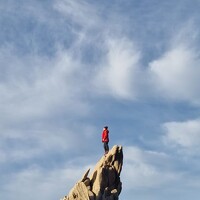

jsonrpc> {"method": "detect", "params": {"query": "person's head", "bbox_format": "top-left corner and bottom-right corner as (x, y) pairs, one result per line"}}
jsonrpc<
(104, 126), (108, 130)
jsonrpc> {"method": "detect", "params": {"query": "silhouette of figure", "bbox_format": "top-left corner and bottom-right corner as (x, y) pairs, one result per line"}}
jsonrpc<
(102, 126), (109, 154)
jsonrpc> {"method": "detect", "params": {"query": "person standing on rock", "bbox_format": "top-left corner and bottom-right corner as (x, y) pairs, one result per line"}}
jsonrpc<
(102, 126), (109, 154)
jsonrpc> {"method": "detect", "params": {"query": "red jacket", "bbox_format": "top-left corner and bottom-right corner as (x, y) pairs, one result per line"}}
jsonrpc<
(102, 129), (109, 142)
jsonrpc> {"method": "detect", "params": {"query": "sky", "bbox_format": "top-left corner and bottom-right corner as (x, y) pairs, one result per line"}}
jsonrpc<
(1, 0), (200, 199)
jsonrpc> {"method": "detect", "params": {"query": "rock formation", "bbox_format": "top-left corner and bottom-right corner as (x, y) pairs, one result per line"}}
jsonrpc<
(61, 145), (123, 200)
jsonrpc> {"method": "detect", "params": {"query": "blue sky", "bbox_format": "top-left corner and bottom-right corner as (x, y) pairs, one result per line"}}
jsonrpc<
(1, 0), (200, 199)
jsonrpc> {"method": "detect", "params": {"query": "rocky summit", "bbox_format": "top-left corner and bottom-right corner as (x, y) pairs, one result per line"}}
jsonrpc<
(61, 145), (123, 200)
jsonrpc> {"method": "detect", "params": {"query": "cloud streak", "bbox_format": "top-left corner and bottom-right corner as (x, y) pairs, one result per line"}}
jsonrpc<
(122, 146), (180, 189)
(162, 118), (200, 154)
(93, 38), (141, 100)
(1, 160), (94, 200)
(0, 47), (91, 125)
(149, 45), (200, 104)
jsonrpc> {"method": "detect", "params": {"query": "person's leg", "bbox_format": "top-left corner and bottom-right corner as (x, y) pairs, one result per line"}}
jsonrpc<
(103, 142), (107, 152)
(106, 142), (109, 151)
(104, 142), (109, 153)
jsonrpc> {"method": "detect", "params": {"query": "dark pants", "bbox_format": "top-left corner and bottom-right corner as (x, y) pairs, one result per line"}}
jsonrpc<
(103, 142), (109, 153)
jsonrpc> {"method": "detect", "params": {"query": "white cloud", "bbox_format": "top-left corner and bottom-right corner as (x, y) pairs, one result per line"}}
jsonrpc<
(54, 0), (145, 101)
(0, 123), (98, 165)
(122, 146), (179, 189)
(0, 44), (100, 166)
(163, 118), (200, 152)
(149, 42), (200, 105)
(0, 47), (90, 124)
(54, 1), (145, 101)
(94, 38), (141, 100)
(2, 162), (92, 200)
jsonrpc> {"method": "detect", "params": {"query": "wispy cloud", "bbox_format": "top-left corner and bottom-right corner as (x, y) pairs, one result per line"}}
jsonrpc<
(148, 23), (200, 105)
(122, 146), (181, 189)
(162, 118), (200, 154)
(149, 45), (200, 103)
(0, 47), (90, 125)
(93, 38), (141, 100)
(1, 161), (93, 200)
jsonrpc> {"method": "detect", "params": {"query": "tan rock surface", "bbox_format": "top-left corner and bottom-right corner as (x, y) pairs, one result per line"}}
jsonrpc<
(61, 145), (123, 200)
